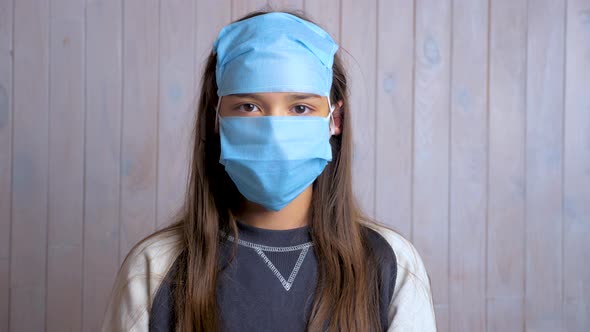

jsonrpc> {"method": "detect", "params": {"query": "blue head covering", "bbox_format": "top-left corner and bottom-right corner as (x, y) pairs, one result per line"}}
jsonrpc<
(213, 12), (339, 97)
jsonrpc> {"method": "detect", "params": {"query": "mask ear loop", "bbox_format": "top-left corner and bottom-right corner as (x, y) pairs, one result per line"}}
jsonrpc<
(327, 97), (336, 135)
(215, 95), (222, 132)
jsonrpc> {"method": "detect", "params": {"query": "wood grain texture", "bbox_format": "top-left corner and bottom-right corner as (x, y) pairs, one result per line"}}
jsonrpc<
(231, 0), (268, 20)
(487, 0), (527, 331)
(449, 0), (488, 330)
(413, 0), (452, 331)
(10, 0), (49, 330)
(196, 0), (231, 100)
(196, 0), (231, 72)
(303, 0), (340, 43)
(83, 0), (123, 330)
(0, 0), (13, 330)
(525, 0), (566, 330)
(563, 0), (590, 330)
(157, 0), (195, 229)
(119, 0), (159, 265)
(375, 0), (414, 237)
(46, 0), (85, 330)
(341, 0), (377, 218)
(267, 0), (303, 11)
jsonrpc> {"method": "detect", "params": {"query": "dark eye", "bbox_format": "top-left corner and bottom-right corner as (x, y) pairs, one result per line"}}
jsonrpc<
(291, 105), (311, 115)
(237, 104), (259, 113)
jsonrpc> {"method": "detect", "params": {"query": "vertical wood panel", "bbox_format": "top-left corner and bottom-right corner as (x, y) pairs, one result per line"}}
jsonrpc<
(119, 0), (160, 264)
(84, 0), (123, 330)
(564, 0), (590, 330)
(157, 0), (195, 229)
(232, 0), (268, 20)
(10, 0), (49, 330)
(525, 0), (566, 331)
(487, 0), (527, 331)
(413, 0), (452, 330)
(449, 0), (488, 330)
(341, 0), (377, 218)
(194, 1), (230, 216)
(375, 0), (414, 236)
(46, 0), (85, 330)
(195, 0), (231, 82)
(0, 0), (13, 329)
(303, 0), (340, 43)
(267, 0), (303, 11)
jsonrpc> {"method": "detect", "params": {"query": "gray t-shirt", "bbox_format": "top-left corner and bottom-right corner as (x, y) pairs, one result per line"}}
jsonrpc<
(148, 220), (397, 331)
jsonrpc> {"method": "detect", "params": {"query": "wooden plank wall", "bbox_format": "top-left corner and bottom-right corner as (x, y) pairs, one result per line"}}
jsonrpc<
(0, 0), (589, 331)
(487, 0), (527, 330)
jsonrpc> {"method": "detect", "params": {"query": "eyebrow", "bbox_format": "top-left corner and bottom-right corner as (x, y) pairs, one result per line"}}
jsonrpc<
(231, 93), (322, 101)
(288, 94), (322, 101)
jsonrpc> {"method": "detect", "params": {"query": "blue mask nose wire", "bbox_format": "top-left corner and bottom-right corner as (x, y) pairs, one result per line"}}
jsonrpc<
(215, 95), (336, 135)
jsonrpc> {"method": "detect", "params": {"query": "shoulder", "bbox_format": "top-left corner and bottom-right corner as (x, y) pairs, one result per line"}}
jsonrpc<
(121, 228), (181, 277)
(363, 225), (398, 295)
(363, 222), (426, 281)
(364, 224), (398, 265)
(361, 221), (437, 331)
(101, 228), (182, 332)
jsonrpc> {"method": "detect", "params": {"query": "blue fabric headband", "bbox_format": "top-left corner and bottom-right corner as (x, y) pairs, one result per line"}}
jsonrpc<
(212, 12), (339, 97)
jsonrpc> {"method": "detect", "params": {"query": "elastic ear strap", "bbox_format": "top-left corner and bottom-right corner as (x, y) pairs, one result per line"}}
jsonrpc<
(327, 97), (336, 135)
(215, 96), (222, 131)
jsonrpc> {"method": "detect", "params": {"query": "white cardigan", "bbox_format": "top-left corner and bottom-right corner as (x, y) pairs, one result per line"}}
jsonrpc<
(101, 223), (437, 331)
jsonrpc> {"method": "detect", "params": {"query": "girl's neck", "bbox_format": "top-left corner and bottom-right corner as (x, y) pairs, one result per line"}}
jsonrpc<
(237, 185), (313, 230)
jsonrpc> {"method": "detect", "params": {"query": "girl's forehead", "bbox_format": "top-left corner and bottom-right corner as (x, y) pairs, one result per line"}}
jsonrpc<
(226, 92), (324, 100)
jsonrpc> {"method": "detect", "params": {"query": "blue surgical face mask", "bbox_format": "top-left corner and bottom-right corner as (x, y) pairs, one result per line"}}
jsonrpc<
(213, 12), (338, 97)
(217, 99), (335, 211)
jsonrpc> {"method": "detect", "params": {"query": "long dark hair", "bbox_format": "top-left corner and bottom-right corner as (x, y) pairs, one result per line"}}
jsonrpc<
(132, 9), (383, 331)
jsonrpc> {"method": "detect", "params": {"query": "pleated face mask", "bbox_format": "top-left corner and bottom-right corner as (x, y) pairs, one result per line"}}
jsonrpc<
(213, 12), (339, 211)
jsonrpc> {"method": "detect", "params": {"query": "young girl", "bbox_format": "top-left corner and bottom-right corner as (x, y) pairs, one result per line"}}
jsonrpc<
(102, 10), (436, 332)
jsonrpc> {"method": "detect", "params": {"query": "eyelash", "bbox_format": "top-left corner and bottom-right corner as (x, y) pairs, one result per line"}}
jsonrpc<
(235, 103), (259, 113)
(234, 103), (314, 115)
(291, 105), (313, 114)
